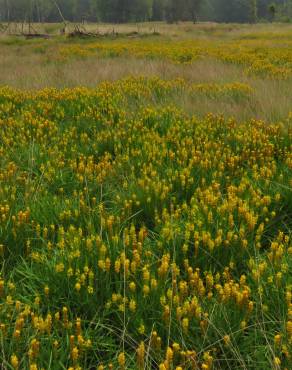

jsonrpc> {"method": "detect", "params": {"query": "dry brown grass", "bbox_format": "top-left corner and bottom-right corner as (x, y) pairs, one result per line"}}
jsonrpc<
(0, 50), (242, 88)
(0, 51), (290, 122)
(0, 21), (244, 38)
(2, 21), (292, 39)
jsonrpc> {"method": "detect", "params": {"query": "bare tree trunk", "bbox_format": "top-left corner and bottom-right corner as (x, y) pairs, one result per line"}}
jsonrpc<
(52, 0), (68, 34)
(36, 0), (41, 23)
(5, 0), (10, 22)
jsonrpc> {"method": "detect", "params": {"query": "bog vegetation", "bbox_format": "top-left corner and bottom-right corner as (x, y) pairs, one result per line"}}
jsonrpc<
(0, 22), (291, 370)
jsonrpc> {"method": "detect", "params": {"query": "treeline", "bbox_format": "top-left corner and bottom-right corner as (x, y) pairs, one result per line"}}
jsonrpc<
(0, 0), (291, 24)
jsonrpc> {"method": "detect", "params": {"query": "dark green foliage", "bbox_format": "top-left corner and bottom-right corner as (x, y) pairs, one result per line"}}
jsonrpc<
(0, 0), (291, 25)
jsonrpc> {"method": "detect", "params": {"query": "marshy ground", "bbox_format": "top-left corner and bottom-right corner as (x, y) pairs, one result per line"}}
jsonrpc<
(0, 21), (291, 370)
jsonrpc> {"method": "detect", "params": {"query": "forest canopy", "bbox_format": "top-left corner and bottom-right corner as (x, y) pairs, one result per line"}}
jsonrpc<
(0, 0), (291, 24)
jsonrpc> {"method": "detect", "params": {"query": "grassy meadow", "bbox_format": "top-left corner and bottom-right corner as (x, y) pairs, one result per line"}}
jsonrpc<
(0, 22), (291, 369)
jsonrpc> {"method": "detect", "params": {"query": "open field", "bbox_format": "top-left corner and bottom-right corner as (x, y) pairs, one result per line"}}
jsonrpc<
(1, 22), (292, 121)
(0, 23), (291, 369)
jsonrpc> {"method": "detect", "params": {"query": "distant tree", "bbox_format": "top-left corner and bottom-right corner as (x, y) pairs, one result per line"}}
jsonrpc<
(165, 0), (176, 23)
(249, 0), (258, 22)
(74, 0), (92, 22)
(0, 0), (8, 21)
(152, 0), (165, 20)
(165, 0), (184, 23)
(280, 0), (292, 21)
(134, 0), (153, 21)
(268, 2), (276, 21)
(0, 0), (290, 25)
(186, 0), (203, 22)
(96, 0), (117, 22)
(6, 0), (27, 21)
(211, 0), (252, 23)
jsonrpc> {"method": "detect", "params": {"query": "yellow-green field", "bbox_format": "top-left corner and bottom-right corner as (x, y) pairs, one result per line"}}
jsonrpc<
(0, 23), (291, 370)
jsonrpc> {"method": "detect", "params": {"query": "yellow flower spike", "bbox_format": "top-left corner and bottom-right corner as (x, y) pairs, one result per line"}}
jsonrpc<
(182, 317), (189, 333)
(44, 285), (49, 296)
(71, 346), (79, 362)
(118, 352), (126, 368)
(70, 335), (75, 349)
(143, 284), (150, 296)
(274, 334), (281, 346)
(76, 317), (82, 336)
(223, 335), (230, 345)
(136, 341), (145, 369)
(274, 357), (281, 367)
(240, 321), (247, 330)
(129, 299), (136, 312)
(138, 324), (145, 335)
(166, 346), (173, 362)
(129, 281), (136, 292)
(172, 342), (180, 352)
(0, 279), (4, 297)
(10, 354), (19, 369)
(0, 244), (4, 257)
(287, 320), (292, 338)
